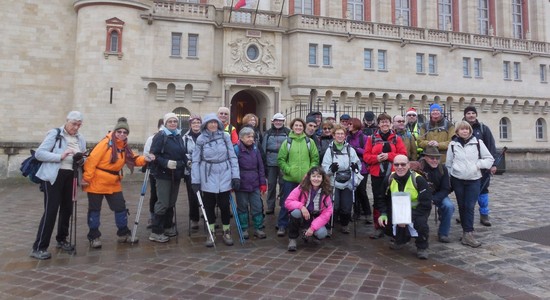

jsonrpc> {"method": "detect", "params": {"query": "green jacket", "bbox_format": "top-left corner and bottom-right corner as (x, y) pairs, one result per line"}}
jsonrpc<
(277, 132), (319, 183)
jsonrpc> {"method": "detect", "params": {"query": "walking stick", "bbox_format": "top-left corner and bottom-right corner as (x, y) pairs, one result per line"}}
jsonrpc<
(480, 147), (508, 192)
(330, 175), (336, 237)
(68, 168), (78, 255)
(229, 193), (245, 245)
(131, 168), (150, 244)
(197, 191), (216, 250)
(173, 204), (178, 244)
(351, 169), (357, 238)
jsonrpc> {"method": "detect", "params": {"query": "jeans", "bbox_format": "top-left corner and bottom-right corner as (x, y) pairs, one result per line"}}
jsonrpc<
(235, 190), (264, 229)
(333, 188), (353, 226)
(435, 196), (454, 237)
(277, 180), (299, 229)
(451, 177), (480, 233)
(266, 166), (283, 212)
(288, 209), (328, 240)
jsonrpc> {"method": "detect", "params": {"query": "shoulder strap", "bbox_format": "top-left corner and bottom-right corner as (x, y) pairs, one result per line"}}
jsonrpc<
(476, 140), (481, 159)
(51, 128), (62, 151)
(359, 134), (365, 149)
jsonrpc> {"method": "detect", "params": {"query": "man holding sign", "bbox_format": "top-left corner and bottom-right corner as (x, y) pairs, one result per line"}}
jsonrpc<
(377, 154), (432, 259)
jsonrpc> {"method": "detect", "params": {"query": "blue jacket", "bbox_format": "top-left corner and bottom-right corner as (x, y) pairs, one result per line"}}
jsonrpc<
(150, 127), (187, 180)
(234, 141), (266, 192)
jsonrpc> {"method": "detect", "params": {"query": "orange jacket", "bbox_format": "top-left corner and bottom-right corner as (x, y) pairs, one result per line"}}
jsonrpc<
(83, 132), (147, 194)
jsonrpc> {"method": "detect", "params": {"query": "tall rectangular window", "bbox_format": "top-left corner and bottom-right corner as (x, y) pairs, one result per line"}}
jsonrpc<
(474, 58), (482, 77)
(478, 0), (489, 35)
(499, 118), (509, 139)
(513, 62), (521, 80)
(463, 57), (471, 77)
(536, 119), (544, 140)
(364, 49), (373, 69)
(309, 44), (318, 65)
(503, 61), (510, 79)
(416, 53), (425, 73)
(171, 33), (182, 56)
(347, 0), (364, 21)
(395, 0), (410, 26)
(188, 34), (198, 57)
(295, 0), (313, 15)
(438, 0), (452, 30)
(541, 65), (548, 82)
(512, 0), (523, 39)
(378, 50), (387, 70)
(322, 45), (331, 66)
(428, 54), (437, 74)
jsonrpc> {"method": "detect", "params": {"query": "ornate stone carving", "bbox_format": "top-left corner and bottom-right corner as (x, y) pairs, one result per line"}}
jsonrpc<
(228, 37), (277, 75)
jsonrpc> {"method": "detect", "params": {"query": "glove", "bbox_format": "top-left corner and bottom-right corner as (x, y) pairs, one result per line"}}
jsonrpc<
(232, 178), (241, 191)
(329, 162), (339, 173)
(378, 214), (388, 227)
(260, 184), (267, 194)
(167, 160), (177, 169)
(350, 162), (359, 173)
(191, 184), (201, 194)
(73, 152), (84, 166)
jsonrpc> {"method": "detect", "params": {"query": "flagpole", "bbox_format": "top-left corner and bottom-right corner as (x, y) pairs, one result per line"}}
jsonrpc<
(229, 0), (235, 23)
(278, 0), (286, 27)
(253, 0), (260, 25)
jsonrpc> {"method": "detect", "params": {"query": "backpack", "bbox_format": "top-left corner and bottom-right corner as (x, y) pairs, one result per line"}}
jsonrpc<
(386, 170), (426, 193)
(371, 133), (397, 147)
(286, 136), (311, 159)
(20, 128), (62, 184)
(450, 140), (482, 160)
(198, 135), (232, 164)
(330, 143), (352, 183)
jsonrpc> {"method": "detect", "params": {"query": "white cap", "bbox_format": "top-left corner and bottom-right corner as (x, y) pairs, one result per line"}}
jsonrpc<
(271, 113), (285, 121)
(66, 111), (83, 121)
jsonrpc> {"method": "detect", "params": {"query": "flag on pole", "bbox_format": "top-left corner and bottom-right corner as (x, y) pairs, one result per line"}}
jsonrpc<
(235, 0), (246, 10)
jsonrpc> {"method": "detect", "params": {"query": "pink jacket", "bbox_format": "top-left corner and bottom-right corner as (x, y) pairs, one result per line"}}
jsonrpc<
(284, 186), (333, 232)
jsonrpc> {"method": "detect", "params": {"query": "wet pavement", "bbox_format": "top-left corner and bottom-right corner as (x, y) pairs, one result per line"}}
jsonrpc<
(0, 171), (549, 299)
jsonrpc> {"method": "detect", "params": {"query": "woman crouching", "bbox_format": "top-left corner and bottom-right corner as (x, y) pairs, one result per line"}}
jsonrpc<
(285, 166), (333, 251)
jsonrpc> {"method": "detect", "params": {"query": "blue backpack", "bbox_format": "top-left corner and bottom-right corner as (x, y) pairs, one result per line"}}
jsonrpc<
(20, 128), (62, 184)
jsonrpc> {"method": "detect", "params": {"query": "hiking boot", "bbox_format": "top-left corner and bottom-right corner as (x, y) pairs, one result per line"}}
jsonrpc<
(205, 233), (215, 248)
(438, 235), (451, 243)
(369, 228), (385, 239)
(389, 242), (405, 250)
(265, 209), (274, 215)
(149, 233), (169, 243)
(242, 230), (249, 240)
(164, 227), (178, 237)
(90, 238), (102, 249)
(190, 221), (199, 230)
(30, 249), (51, 260)
(288, 239), (297, 252)
(417, 248), (429, 260)
(461, 232), (481, 248)
(222, 230), (234, 246)
(56, 240), (74, 252)
(277, 227), (286, 237)
(365, 215), (373, 224)
(480, 215), (492, 227)
(341, 225), (350, 234)
(254, 229), (267, 239)
(118, 233), (137, 243)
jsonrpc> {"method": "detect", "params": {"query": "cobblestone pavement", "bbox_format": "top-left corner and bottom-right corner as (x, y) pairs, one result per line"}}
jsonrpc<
(0, 171), (548, 299)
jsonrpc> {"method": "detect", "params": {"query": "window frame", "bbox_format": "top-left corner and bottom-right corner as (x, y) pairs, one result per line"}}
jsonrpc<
(364, 48), (373, 69)
(499, 118), (510, 140)
(428, 54), (437, 74)
(309, 43), (318, 66)
(295, 0), (314, 15)
(187, 33), (198, 58)
(378, 49), (387, 71)
(395, 0), (411, 26)
(535, 118), (545, 141)
(438, 0), (453, 30)
(540, 65), (548, 83)
(347, 0), (364, 21)
(463, 57), (471, 77)
(512, 0), (523, 39)
(513, 62), (521, 80)
(474, 58), (482, 78)
(478, 0), (489, 35)
(171, 32), (182, 57)
(503, 61), (511, 80)
(416, 53), (425, 73)
(322, 44), (332, 66)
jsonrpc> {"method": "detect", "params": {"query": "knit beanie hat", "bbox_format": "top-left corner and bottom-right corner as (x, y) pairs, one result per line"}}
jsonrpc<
(430, 104), (442, 113)
(189, 114), (202, 124)
(406, 107), (417, 116)
(164, 112), (178, 125)
(114, 117), (130, 133)
(464, 106), (477, 116)
(306, 115), (317, 124)
(363, 111), (375, 121)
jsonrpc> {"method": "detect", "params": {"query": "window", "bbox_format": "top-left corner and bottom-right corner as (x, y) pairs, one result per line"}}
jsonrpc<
(295, 0), (313, 15)
(503, 61), (510, 79)
(347, 0), (364, 21)
(540, 65), (547, 82)
(395, 0), (410, 26)
(474, 58), (482, 77)
(428, 54), (437, 74)
(246, 44), (259, 61)
(188, 34), (198, 57)
(512, 0), (523, 39)
(438, 0), (452, 30)
(105, 18), (124, 59)
(322, 45), (331, 66)
(364, 49), (373, 69)
(173, 107), (191, 131)
(513, 62), (521, 80)
(463, 57), (471, 77)
(416, 53), (425, 73)
(309, 44), (318, 65)
(536, 118), (546, 140)
(478, 0), (489, 35)
(499, 118), (509, 140)
(378, 50), (387, 70)
(171, 33), (182, 56)
(110, 31), (119, 52)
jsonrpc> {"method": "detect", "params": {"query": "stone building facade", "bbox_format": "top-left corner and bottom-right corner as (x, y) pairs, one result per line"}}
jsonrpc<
(1, 0), (549, 177)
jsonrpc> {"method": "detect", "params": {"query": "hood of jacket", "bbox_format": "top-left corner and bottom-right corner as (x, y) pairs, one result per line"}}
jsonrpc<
(201, 113), (224, 133)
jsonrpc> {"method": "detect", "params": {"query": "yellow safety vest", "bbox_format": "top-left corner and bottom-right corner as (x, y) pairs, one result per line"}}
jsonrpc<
(389, 172), (419, 208)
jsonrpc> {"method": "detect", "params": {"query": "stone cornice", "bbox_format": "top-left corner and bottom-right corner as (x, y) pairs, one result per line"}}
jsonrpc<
(74, 0), (151, 12)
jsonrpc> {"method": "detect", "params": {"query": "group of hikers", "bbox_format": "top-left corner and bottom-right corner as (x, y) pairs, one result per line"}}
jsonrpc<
(29, 104), (498, 260)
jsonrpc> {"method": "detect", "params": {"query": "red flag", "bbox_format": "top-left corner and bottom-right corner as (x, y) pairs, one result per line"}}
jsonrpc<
(235, 0), (246, 10)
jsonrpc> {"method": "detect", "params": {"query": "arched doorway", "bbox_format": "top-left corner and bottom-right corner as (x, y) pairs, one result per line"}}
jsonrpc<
(230, 89), (269, 133)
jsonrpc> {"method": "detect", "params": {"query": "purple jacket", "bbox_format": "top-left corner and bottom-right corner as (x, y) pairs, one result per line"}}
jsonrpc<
(347, 130), (368, 174)
(234, 141), (266, 192)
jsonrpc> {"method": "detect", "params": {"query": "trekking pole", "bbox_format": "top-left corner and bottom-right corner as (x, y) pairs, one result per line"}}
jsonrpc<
(69, 168), (78, 255)
(434, 204), (439, 225)
(173, 204), (178, 244)
(131, 168), (150, 244)
(197, 191), (216, 250)
(330, 175), (336, 237)
(480, 147), (508, 192)
(229, 193), (245, 245)
(351, 169), (357, 238)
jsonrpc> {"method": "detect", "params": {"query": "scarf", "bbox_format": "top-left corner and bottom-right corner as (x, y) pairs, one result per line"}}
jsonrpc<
(109, 132), (136, 173)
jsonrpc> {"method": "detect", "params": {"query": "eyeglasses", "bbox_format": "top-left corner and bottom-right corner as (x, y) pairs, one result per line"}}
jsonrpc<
(116, 130), (128, 135)
(395, 120), (405, 123)
(323, 127), (332, 131)
(394, 163), (408, 167)
(218, 112), (228, 116)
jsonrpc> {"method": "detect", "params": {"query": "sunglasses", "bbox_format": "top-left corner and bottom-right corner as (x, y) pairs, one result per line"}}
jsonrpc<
(116, 130), (128, 135)
(323, 127), (332, 130)
(394, 163), (407, 167)
(406, 114), (417, 117)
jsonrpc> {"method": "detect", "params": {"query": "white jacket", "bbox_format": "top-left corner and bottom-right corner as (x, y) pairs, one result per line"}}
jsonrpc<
(322, 141), (362, 190)
(445, 137), (494, 180)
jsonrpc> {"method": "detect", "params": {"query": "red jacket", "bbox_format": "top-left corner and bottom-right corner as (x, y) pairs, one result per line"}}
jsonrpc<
(363, 130), (407, 177)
